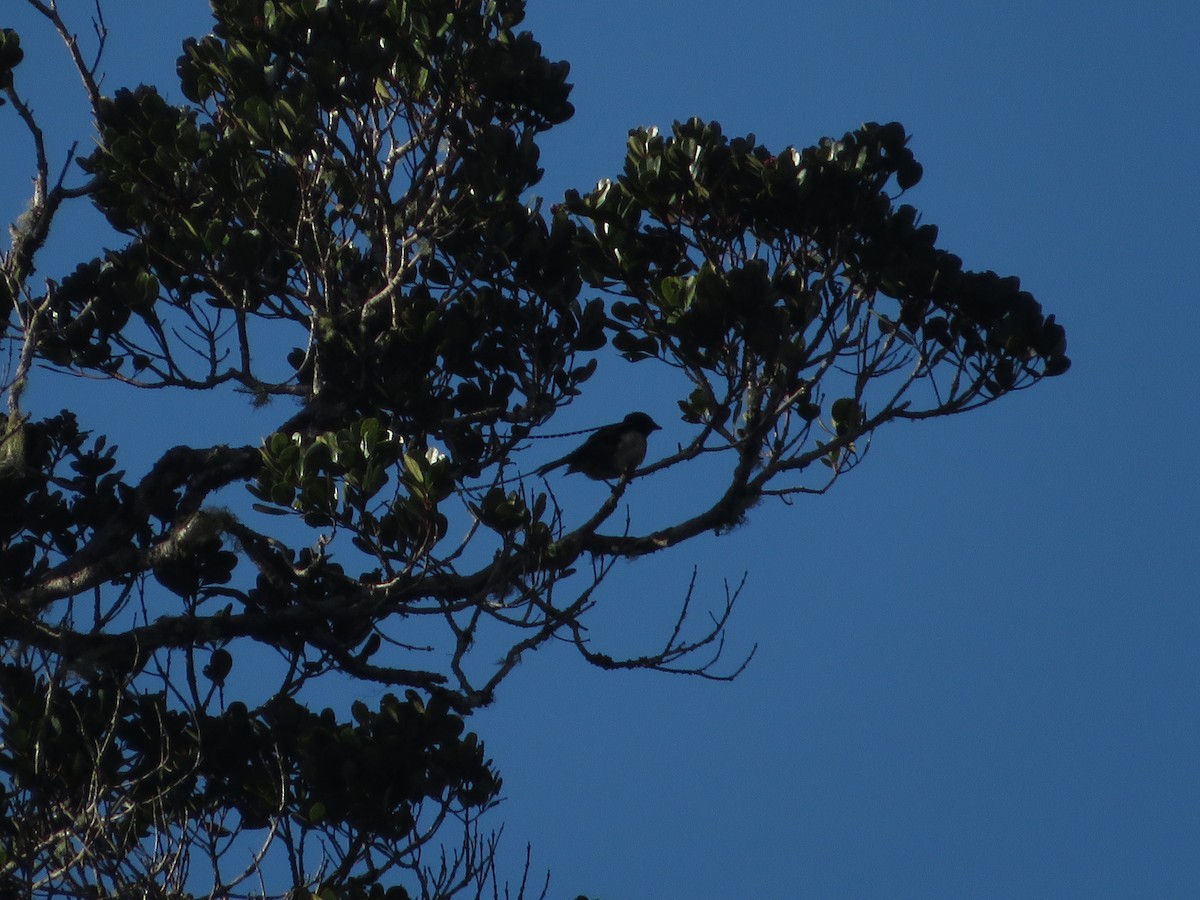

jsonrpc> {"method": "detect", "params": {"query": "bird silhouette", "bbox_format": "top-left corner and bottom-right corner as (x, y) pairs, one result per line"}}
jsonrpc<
(535, 412), (661, 480)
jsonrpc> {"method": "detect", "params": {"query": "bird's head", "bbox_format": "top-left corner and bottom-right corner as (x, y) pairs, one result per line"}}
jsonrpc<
(623, 412), (661, 435)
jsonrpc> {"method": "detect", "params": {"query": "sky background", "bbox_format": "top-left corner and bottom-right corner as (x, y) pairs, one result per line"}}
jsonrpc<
(4, 1), (1199, 897)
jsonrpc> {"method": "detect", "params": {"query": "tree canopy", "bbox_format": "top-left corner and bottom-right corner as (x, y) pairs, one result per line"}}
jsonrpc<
(0, 0), (1068, 896)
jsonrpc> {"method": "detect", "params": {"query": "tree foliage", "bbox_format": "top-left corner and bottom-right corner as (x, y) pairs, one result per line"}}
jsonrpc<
(0, 0), (1068, 896)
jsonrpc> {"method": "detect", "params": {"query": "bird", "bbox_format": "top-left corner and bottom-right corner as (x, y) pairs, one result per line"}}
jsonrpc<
(535, 412), (661, 480)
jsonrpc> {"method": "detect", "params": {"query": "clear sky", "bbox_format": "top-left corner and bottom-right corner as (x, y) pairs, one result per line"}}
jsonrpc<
(5, 1), (1199, 897)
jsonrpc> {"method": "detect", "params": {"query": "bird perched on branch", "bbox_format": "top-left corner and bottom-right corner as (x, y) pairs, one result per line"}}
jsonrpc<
(535, 412), (661, 480)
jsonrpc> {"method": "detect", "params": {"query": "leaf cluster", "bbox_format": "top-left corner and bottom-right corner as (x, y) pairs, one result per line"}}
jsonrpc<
(0, 663), (497, 895)
(0, 28), (23, 100)
(0, 412), (126, 590)
(571, 118), (1068, 390)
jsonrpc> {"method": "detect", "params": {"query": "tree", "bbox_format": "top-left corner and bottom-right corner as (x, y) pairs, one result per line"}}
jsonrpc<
(0, 0), (1069, 896)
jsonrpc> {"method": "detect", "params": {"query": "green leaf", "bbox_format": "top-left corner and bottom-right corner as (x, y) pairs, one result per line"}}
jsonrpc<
(402, 453), (426, 488)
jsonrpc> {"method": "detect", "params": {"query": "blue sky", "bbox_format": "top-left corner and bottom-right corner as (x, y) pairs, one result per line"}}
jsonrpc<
(5, 1), (1199, 897)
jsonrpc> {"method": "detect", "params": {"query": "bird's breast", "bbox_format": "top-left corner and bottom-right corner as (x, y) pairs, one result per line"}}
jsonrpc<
(612, 431), (648, 472)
